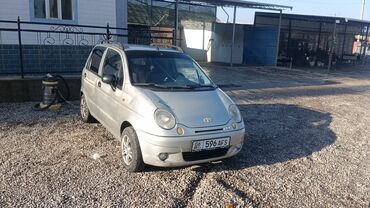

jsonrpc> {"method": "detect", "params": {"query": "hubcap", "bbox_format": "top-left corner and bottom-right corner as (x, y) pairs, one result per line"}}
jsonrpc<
(121, 135), (133, 165)
(81, 97), (88, 119)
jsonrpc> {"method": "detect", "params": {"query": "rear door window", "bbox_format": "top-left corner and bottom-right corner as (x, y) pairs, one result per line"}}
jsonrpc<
(88, 46), (106, 74)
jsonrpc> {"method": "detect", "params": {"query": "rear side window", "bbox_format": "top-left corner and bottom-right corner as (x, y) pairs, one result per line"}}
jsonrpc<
(88, 46), (105, 74)
(102, 49), (124, 86)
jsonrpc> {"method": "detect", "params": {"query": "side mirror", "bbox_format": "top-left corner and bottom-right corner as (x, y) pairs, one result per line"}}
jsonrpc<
(102, 74), (116, 85)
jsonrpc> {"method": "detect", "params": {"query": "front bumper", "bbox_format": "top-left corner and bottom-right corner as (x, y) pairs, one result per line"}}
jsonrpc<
(136, 128), (245, 167)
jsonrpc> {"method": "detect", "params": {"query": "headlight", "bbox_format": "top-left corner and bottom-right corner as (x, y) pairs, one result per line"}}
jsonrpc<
(228, 104), (242, 123)
(154, 109), (176, 129)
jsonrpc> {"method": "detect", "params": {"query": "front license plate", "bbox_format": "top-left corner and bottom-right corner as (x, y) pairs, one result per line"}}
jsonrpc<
(192, 137), (230, 152)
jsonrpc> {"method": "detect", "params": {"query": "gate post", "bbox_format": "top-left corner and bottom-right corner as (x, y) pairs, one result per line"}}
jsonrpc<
(17, 16), (24, 78)
(172, 30), (176, 45)
(106, 23), (111, 42)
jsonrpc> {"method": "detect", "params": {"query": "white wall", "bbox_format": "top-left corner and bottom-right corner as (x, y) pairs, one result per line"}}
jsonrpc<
(209, 23), (244, 64)
(180, 22), (245, 64)
(0, 0), (127, 45)
(0, 0), (30, 21)
(78, 0), (117, 26)
(180, 21), (213, 62)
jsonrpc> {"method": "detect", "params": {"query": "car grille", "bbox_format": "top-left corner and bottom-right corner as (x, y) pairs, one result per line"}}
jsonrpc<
(182, 148), (229, 162)
(194, 128), (223, 134)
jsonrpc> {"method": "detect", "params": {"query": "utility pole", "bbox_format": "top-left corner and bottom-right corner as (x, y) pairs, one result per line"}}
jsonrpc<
(361, 0), (366, 20)
(174, 0), (179, 46)
(230, 5), (237, 67)
(328, 19), (339, 72)
(275, 10), (283, 67)
(360, 0), (367, 64)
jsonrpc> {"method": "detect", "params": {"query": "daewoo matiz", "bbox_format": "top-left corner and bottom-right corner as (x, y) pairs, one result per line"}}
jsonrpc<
(80, 43), (245, 172)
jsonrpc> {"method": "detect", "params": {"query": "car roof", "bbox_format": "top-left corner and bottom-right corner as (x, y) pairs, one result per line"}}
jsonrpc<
(95, 43), (183, 54)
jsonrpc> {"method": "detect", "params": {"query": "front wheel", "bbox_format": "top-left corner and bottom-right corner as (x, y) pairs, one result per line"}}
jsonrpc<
(121, 127), (145, 172)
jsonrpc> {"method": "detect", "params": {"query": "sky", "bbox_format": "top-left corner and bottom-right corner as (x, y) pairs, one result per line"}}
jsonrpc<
(217, 0), (370, 24)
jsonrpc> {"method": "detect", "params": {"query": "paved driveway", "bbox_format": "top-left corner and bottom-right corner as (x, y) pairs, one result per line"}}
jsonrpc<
(1, 65), (369, 207)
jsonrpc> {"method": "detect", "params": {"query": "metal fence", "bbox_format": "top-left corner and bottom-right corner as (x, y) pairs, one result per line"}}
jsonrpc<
(0, 17), (174, 77)
(254, 12), (370, 68)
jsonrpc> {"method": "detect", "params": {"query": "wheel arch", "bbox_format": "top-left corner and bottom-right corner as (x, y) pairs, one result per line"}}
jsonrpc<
(120, 121), (133, 136)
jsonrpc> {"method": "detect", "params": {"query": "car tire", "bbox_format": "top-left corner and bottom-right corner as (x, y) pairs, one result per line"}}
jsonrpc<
(80, 94), (95, 123)
(121, 127), (145, 172)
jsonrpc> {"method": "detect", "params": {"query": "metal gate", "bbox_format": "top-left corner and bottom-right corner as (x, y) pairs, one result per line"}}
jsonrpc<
(243, 27), (278, 66)
(0, 18), (174, 77)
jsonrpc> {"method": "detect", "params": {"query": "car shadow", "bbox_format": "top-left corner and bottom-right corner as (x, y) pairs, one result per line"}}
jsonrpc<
(204, 65), (343, 91)
(146, 104), (336, 173)
(192, 104), (336, 173)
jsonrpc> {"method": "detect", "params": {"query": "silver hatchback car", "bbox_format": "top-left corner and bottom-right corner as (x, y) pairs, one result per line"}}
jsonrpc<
(80, 43), (245, 172)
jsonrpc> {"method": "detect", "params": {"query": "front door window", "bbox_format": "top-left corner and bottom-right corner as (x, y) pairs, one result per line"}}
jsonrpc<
(102, 49), (124, 88)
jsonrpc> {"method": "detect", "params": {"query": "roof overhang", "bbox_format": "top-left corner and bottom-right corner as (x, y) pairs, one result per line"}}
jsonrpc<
(256, 12), (370, 26)
(180, 0), (292, 11)
(346, 18), (370, 26)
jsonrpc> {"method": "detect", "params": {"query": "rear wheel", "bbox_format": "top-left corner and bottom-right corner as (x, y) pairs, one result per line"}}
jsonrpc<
(80, 94), (95, 123)
(121, 127), (145, 172)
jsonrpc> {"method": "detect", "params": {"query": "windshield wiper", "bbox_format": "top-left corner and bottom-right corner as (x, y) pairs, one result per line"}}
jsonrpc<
(134, 83), (194, 90)
(185, 84), (215, 89)
(165, 85), (215, 89)
(134, 83), (215, 90)
(167, 85), (193, 89)
(133, 83), (170, 89)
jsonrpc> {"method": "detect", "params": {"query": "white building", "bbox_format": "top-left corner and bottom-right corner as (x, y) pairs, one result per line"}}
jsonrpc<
(0, 0), (128, 74)
(0, 0), (245, 64)
(0, 0), (128, 44)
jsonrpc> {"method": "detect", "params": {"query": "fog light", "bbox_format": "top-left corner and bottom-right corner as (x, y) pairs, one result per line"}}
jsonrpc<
(176, 127), (184, 135)
(232, 123), (237, 129)
(158, 153), (169, 161)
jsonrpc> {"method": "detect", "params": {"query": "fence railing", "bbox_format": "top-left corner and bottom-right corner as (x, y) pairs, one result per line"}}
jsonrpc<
(0, 17), (175, 77)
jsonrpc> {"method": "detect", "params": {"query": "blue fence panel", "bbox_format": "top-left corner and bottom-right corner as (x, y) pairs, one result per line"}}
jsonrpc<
(243, 27), (278, 66)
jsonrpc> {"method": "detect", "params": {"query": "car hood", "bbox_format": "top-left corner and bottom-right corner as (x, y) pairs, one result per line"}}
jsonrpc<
(141, 88), (232, 128)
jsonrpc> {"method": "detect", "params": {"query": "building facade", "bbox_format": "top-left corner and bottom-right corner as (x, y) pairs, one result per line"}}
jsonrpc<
(0, 0), (128, 74)
(0, 0), (127, 44)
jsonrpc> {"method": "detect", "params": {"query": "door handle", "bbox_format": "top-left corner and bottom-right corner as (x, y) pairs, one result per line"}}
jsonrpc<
(84, 73), (87, 78)
(98, 81), (101, 87)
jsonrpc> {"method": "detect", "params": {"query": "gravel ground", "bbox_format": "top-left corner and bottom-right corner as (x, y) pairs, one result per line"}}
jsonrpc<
(1, 65), (370, 207)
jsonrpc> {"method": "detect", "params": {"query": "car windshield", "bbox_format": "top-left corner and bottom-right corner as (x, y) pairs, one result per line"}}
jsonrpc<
(126, 51), (215, 90)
